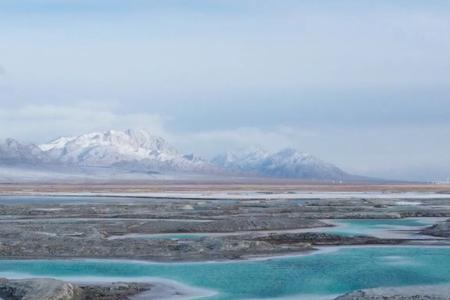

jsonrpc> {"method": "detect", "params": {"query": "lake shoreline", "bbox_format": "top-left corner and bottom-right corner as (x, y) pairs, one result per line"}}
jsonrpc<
(3, 247), (450, 300)
(1, 192), (450, 298)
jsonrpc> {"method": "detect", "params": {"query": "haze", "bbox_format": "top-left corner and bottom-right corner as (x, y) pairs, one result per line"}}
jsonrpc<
(0, 0), (449, 181)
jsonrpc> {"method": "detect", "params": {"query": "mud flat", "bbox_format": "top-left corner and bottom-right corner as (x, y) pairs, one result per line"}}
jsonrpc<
(1, 188), (450, 299)
(421, 219), (450, 237)
(0, 191), (450, 261)
(0, 277), (209, 300)
(1, 182), (450, 195)
(335, 285), (450, 300)
(3, 247), (450, 299)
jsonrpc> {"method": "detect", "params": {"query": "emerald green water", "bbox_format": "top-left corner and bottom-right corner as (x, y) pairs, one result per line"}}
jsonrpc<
(338, 218), (428, 227)
(133, 233), (207, 240)
(1, 247), (450, 299)
(322, 218), (436, 238)
(107, 233), (209, 241)
(148, 233), (207, 240)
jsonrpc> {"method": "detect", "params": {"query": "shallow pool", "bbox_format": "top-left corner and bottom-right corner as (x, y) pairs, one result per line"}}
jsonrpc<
(1, 246), (450, 299)
(108, 233), (208, 240)
(321, 218), (443, 238)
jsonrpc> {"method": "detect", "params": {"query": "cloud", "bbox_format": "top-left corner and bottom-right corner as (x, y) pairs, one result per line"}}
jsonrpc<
(0, 104), (315, 157)
(0, 103), (168, 143)
(0, 103), (320, 160)
(1, 103), (450, 181)
(0, 65), (5, 76)
(0, 1), (449, 181)
(170, 126), (317, 157)
(169, 123), (450, 182)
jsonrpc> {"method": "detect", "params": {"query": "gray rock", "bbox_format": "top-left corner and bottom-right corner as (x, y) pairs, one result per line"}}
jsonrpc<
(0, 278), (154, 300)
(254, 232), (404, 246)
(0, 278), (82, 300)
(335, 285), (450, 300)
(421, 219), (450, 237)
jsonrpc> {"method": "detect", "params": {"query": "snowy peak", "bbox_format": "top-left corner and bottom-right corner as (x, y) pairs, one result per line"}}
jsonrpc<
(213, 148), (347, 180)
(38, 129), (215, 173)
(41, 129), (175, 153)
(213, 147), (271, 171)
(39, 129), (177, 166)
(0, 138), (52, 166)
(1, 130), (353, 180)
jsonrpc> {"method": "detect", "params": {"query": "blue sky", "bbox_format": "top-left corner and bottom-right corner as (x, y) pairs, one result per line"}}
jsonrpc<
(0, 0), (450, 181)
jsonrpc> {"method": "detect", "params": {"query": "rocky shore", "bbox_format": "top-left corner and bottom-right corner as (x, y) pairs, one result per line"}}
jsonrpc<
(0, 278), (154, 300)
(335, 285), (450, 300)
(421, 219), (450, 237)
(0, 194), (449, 261)
(3, 277), (450, 300)
(1, 191), (450, 299)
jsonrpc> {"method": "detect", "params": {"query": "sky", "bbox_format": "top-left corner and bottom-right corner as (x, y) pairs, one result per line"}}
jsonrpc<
(0, 0), (450, 181)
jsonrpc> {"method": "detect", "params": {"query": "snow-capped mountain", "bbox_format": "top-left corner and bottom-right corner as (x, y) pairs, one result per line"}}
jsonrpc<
(0, 130), (355, 181)
(212, 147), (271, 172)
(213, 148), (348, 180)
(39, 129), (216, 173)
(0, 138), (52, 166)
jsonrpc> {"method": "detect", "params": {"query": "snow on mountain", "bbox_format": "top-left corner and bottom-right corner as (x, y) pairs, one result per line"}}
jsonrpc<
(212, 147), (271, 172)
(0, 138), (52, 166)
(0, 130), (352, 180)
(213, 148), (347, 180)
(39, 129), (216, 173)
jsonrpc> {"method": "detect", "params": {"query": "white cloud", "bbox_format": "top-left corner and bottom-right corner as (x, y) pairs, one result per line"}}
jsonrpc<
(1, 103), (450, 181)
(0, 103), (318, 158)
(167, 126), (317, 158)
(0, 104), (168, 143)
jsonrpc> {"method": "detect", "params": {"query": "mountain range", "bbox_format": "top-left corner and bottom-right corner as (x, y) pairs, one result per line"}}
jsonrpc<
(0, 129), (352, 181)
(213, 148), (347, 180)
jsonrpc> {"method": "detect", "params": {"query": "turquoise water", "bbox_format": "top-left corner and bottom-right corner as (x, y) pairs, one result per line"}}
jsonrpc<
(147, 234), (207, 240)
(107, 218), (438, 241)
(112, 233), (208, 240)
(322, 218), (434, 237)
(339, 218), (429, 227)
(1, 247), (450, 299)
(0, 196), (138, 205)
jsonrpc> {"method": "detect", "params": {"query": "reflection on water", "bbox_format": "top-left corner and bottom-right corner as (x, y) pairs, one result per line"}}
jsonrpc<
(1, 247), (450, 299)
(320, 218), (445, 239)
(106, 218), (446, 241)
(108, 233), (208, 240)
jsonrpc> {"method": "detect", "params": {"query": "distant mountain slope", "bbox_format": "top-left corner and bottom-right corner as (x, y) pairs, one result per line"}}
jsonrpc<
(0, 138), (52, 166)
(39, 129), (217, 173)
(0, 129), (356, 181)
(213, 148), (348, 180)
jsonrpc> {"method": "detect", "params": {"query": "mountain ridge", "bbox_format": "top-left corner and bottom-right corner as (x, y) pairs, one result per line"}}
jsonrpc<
(0, 129), (351, 181)
(0, 138), (53, 167)
(38, 129), (218, 173)
(213, 148), (348, 181)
